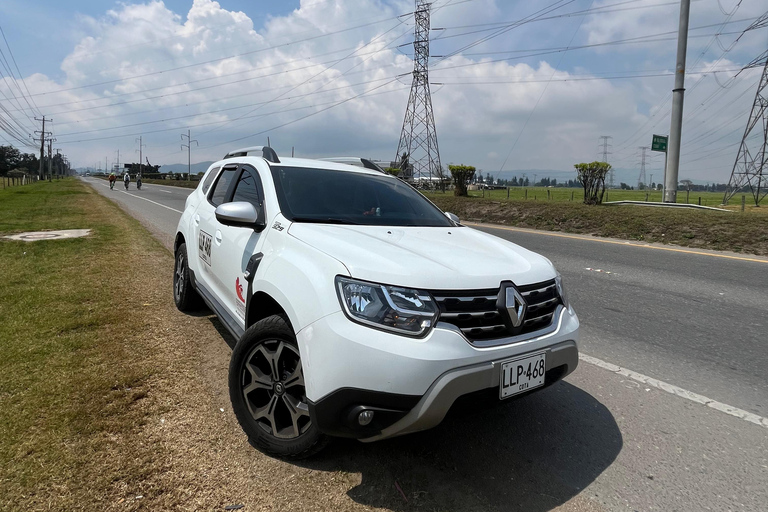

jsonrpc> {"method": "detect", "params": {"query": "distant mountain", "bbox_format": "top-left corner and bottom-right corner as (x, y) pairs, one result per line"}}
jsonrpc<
(159, 161), (215, 175)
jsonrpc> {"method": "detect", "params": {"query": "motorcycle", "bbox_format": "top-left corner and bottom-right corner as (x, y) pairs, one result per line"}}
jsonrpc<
(109, 180), (115, 190)
(136, 178), (142, 190)
(124, 180), (129, 190)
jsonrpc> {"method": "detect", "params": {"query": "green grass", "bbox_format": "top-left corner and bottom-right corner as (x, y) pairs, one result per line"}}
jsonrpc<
(0, 179), (170, 509)
(459, 186), (728, 206)
(424, 193), (768, 256)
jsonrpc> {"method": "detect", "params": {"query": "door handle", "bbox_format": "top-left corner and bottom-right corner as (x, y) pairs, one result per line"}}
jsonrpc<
(215, 231), (222, 245)
(194, 214), (200, 226)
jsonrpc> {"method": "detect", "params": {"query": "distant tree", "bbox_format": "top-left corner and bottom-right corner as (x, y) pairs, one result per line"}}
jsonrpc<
(620, 182), (629, 190)
(680, 179), (693, 191)
(449, 164), (476, 196)
(384, 167), (401, 177)
(523, 177), (530, 187)
(574, 161), (611, 205)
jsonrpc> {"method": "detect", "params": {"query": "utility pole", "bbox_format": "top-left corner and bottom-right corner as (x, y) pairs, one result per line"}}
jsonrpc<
(664, 0), (691, 202)
(48, 139), (53, 177)
(395, 0), (441, 183)
(598, 135), (613, 187)
(181, 130), (198, 181)
(136, 136), (146, 176)
(115, 149), (120, 173)
(638, 146), (649, 189)
(34, 115), (51, 180)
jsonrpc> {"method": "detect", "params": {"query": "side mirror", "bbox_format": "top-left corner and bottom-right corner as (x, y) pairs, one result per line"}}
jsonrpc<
(215, 202), (266, 232)
(445, 211), (460, 224)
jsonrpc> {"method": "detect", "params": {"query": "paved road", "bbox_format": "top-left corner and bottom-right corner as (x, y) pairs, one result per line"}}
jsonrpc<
(82, 177), (768, 512)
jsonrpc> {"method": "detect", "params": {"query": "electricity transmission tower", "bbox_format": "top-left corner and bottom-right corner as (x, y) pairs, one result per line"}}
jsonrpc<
(638, 146), (649, 189)
(598, 135), (613, 187)
(395, 0), (441, 183)
(723, 20), (768, 205)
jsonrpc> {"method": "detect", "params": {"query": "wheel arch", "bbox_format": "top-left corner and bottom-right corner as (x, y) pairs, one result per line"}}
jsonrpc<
(246, 291), (294, 333)
(174, 232), (186, 254)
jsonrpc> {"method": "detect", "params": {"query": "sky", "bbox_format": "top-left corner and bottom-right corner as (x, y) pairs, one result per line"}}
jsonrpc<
(0, 0), (766, 185)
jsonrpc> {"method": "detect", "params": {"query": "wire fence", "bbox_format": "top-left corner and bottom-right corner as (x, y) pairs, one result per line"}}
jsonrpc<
(1, 174), (37, 189)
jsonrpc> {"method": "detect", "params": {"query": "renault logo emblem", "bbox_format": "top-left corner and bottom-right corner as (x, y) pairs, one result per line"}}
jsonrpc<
(505, 287), (527, 328)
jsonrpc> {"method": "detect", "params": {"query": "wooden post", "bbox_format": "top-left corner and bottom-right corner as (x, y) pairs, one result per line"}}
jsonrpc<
(506, 187), (509, 199)
(698, 196), (701, 206)
(686, 189), (689, 204)
(525, 189), (528, 200)
(742, 195), (746, 211)
(571, 191), (574, 201)
(547, 189), (551, 200)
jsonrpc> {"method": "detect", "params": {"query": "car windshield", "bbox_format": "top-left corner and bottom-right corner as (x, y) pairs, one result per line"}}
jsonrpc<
(270, 166), (454, 227)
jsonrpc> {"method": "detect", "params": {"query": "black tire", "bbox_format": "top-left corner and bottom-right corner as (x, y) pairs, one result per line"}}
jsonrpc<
(229, 315), (328, 459)
(173, 242), (204, 312)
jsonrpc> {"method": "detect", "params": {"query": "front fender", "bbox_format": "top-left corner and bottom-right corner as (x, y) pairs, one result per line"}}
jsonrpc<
(253, 232), (348, 334)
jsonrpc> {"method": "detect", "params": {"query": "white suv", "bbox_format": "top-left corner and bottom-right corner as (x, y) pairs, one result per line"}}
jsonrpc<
(173, 147), (579, 458)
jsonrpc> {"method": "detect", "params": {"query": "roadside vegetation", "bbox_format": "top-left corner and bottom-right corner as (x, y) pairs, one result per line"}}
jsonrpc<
(0, 179), (180, 509)
(424, 191), (768, 256)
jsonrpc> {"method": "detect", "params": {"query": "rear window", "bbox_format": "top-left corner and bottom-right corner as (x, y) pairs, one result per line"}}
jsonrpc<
(270, 166), (452, 227)
(200, 166), (220, 194)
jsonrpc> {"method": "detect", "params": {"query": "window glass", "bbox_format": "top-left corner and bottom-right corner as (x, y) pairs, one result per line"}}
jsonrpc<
(201, 166), (220, 194)
(232, 168), (262, 207)
(209, 167), (238, 206)
(270, 166), (453, 227)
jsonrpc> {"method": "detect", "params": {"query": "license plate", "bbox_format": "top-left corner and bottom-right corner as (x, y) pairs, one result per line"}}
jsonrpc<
(499, 352), (546, 399)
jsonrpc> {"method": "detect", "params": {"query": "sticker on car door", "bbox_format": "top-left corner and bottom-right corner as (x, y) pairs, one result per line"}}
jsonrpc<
(198, 230), (212, 266)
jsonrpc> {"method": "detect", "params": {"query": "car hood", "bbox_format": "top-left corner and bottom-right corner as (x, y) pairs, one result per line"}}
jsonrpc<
(286, 223), (556, 290)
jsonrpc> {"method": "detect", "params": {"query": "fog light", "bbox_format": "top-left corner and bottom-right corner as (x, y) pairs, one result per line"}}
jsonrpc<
(358, 410), (374, 426)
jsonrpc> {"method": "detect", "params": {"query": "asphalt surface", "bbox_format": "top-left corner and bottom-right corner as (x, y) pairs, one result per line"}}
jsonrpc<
(83, 177), (768, 512)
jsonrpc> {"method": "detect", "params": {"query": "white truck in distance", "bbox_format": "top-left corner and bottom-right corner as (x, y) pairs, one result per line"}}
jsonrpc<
(173, 146), (579, 458)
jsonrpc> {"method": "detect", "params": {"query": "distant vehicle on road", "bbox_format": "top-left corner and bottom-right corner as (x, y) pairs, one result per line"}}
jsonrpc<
(173, 146), (579, 458)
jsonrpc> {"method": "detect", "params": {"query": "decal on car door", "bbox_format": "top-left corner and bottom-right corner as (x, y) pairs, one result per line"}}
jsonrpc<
(198, 230), (212, 266)
(235, 277), (246, 320)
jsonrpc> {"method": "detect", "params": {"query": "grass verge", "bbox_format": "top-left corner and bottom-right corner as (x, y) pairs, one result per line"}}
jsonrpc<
(0, 179), (178, 510)
(425, 193), (768, 256)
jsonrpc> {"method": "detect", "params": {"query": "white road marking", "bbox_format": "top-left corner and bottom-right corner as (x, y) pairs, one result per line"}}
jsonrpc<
(120, 190), (183, 213)
(580, 353), (768, 429)
(160, 190), (172, 194)
(585, 267), (614, 274)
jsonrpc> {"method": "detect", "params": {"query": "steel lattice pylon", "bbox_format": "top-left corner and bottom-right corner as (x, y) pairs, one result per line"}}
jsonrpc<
(723, 57), (768, 206)
(723, 13), (768, 206)
(395, 0), (441, 182)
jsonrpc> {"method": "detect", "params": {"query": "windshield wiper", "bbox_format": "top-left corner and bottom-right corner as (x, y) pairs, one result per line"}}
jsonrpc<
(291, 217), (358, 225)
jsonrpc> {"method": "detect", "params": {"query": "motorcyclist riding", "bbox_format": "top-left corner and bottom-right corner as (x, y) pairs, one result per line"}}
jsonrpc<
(123, 172), (130, 189)
(109, 172), (116, 189)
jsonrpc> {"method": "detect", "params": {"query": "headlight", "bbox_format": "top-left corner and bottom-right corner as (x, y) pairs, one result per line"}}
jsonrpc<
(335, 276), (438, 337)
(555, 273), (570, 310)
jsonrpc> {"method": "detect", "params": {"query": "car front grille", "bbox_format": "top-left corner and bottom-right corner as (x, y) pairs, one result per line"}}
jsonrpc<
(431, 280), (561, 344)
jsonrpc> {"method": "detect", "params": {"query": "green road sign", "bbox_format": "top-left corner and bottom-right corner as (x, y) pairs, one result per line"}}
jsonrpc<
(652, 134), (668, 152)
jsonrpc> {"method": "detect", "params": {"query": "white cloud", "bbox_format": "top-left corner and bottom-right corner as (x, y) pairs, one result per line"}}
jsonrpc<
(0, 0), (762, 183)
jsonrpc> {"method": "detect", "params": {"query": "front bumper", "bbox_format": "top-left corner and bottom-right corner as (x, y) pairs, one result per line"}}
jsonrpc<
(298, 305), (579, 440)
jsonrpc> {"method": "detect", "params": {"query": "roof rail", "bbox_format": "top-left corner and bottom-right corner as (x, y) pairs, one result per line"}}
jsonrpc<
(317, 157), (387, 174)
(223, 146), (280, 163)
